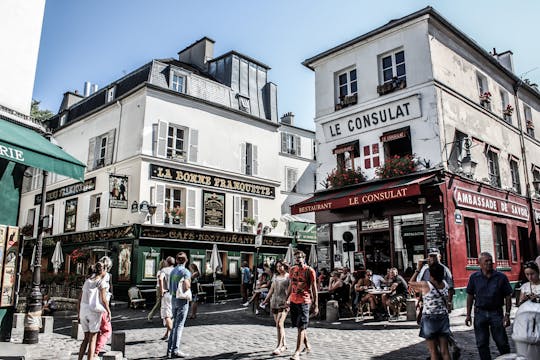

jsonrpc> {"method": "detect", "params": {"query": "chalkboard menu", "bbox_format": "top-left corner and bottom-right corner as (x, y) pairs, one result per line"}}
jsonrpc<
(425, 210), (445, 247)
(203, 191), (225, 228)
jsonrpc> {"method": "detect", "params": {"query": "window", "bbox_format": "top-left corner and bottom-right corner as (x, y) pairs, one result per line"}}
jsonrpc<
(45, 204), (54, 233)
(477, 73), (490, 110)
(486, 148), (501, 187)
(166, 125), (187, 161)
(64, 198), (78, 233)
(335, 68), (358, 109)
(164, 187), (185, 225)
(26, 208), (36, 226)
(89, 194), (101, 228)
(106, 86), (116, 103)
(363, 144), (380, 169)
(97, 137), (107, 167)
(234, 196), (258, 232)
(281, 133), (301, 156)
(171, 74), (185, 93)
(285, 167), (298, 192)
(88, 129), (115, 170)
(532, 167), (540, 195)
(242, 142), (258, 176)
(465, 217), (478, 259)
(382, 130), (412, 159)
(448, 131), (469, 172)
(494, 223), (508, 260)
(500, 90), (511, 124)
(381, 50), (406, 84)
(524, 105), (535, 138)
(509, 158), (521, 194)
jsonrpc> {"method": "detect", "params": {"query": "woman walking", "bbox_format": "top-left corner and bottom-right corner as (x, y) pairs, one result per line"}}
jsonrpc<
(95, 256), (113, 355)
(77, 262), (111, 360)
(148, 260), (167, 321)
(260, 260), (290, 355)
(189, 263), (200, 319)
(513, 261), (540, 358)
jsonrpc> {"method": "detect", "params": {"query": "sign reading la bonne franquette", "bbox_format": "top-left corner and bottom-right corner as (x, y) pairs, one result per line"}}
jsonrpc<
(34, 177), (96, 205)
(453, 187), (529, 221)
(322, 95), (421, 141)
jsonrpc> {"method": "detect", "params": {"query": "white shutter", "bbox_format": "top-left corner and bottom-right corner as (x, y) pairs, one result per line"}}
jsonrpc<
(295, 136), (301, 157)
(154, 184), (165, 224)
(291, 169), (298, 192)
(189, 129), (198, 163)
(233, 196), (241, 232)
(105, 129), (116, 165)
(186, 189), (196, 227)
(240, 143), (246, 174)
(253, 199), (259, 225)
(87, 137), (96, 170)
(157, 121), (168, 158)
(252, 145), (258, 175)
(281, 133), (287, 153)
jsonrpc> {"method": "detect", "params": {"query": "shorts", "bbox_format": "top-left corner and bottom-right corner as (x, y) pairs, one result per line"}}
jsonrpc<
(272, 306), (289, 314)
(80, 310), (102, 333)
(290, 303), (310, 329)
(419, 313), (451, 339)
(161, 292), (172, 323)
(191, 294), (198, 302)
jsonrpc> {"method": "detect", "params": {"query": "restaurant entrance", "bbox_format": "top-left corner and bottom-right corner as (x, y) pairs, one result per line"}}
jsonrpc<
(361, 232), (391, 275)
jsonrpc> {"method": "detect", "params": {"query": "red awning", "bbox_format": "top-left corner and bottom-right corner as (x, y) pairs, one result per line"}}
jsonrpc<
(291, 173), (437, 215)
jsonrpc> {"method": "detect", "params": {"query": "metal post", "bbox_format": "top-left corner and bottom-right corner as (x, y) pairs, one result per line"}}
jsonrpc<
(23, 169), (48, 344)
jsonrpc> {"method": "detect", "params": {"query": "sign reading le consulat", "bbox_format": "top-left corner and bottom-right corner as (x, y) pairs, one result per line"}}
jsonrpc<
(150, 164), (275, 198)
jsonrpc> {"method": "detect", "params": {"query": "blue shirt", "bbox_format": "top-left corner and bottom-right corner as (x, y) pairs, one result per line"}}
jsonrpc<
(241, 267), (251, 284)
(466, 270), (512, 311)
(418, 263), (455, 288)
(169, 264), (191, 299)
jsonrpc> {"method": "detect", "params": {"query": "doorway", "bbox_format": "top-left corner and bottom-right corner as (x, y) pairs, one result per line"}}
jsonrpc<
(361, 232), (391, 274)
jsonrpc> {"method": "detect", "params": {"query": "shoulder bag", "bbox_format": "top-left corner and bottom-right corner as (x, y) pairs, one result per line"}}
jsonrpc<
(176, 278), (192, 301)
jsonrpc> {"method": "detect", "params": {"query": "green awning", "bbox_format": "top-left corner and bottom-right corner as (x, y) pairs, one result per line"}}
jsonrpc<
(0, 120), (85, 181)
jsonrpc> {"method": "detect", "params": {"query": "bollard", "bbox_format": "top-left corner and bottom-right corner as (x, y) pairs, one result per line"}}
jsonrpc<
(40, 316), (54, 334)
(103, 351), (123, 360)
(111, 331), (126, 356)
(71, 319), (84, 340)
(406, 298), (417, 321)
(326, 300), (339, 322)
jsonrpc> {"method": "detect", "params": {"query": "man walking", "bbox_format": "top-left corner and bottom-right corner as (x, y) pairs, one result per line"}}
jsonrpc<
(286, 250), (318, 360)
(240, 261), (251, 303)
(167, 252), (191, 359)
(466, 252), (513, 360)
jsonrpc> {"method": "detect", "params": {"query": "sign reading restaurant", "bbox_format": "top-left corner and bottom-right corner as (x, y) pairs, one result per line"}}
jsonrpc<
(453, 187), (529, 221)
(322, 95), (421, 141)
(34, 177), (96, 205)
(150, 164), (275, 199)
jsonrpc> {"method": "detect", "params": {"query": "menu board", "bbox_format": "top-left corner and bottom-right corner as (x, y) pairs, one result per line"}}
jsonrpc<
(317, 224), (331, 270)
(478, 219), (494, 255)
(425, 210), (445, 247)
(203, 191), (225, 228)
(1, 226), (20, 307)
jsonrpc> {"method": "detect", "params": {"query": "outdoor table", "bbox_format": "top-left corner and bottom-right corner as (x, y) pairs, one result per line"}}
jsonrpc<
(201, 283), (217, 303)
(366, 289), (392, 321)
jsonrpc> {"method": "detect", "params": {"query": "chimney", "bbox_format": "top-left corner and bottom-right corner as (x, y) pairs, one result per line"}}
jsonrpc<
(178, 37), (215, 71)
(84, 81), (91, 97)
(91, 84), (98, 94)
(280, 112), (294, 125)
(496, 50), (514, 73)
(58, 91), (84, 112)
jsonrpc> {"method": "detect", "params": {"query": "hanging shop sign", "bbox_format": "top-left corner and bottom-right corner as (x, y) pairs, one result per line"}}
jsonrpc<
(203, 191), (225, 228)
(150, 164), (275, 199)
(45, 225), (137, 245)
(1, 226), (20, 307)
(289, 221), (317, 243)
(322, 95), (421, 141)
(34, 177), (96, 205)
(109, 175), (128, 209)
(453, 187), (529, 221)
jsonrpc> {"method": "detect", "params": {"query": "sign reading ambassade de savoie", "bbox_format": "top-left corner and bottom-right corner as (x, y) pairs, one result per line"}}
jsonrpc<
(453, 187), (529, 221)
(150, 164), (275, 198)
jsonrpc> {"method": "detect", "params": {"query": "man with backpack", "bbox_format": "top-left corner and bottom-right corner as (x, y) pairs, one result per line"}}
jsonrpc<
(286, 250), (318, 360)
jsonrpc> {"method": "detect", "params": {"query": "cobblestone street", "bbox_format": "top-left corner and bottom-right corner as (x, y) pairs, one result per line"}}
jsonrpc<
(1, 299), (518, 359)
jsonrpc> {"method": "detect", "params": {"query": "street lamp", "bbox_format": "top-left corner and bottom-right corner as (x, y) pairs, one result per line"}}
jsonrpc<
(270, 218), (278, 229)
(458, 138), (477, 178)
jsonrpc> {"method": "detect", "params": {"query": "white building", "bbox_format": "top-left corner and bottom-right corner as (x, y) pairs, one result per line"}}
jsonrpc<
(18, 37), (315, 290)
(294, 6), (540, 306)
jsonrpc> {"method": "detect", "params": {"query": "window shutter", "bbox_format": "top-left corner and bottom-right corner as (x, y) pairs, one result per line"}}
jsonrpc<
(295, 136), (301, 156)
(234, 196), (241, 232)
(105, 129), (116, 166)
(292, 169), (298, 192)
(157, 121), (168, 158)
(189, 129), (198, 163)
(253, 198), (259, 225)
(281, 133), (287, 153)
(152, 124), (158, 156)
(252, 145), (258, 175)
(240, 143), (246, 174)
(154, 184), (165, 225)
(87, 137), (96, 170)
(186, 189), (196, 227)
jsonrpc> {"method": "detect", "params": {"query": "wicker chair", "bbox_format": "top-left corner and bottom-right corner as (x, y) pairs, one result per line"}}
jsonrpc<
(128, 286), (146, 309)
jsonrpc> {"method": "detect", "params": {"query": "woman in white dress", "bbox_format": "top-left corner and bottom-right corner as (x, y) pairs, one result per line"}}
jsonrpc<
(513, 261), (540, 358)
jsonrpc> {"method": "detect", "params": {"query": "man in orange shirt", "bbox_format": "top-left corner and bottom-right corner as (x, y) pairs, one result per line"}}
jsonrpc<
(286, 250), (318, 360)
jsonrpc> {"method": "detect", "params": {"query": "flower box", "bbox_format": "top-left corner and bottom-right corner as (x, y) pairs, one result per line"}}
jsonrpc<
(377, 78), (406, 96)
(326, 167), (366, 188)
(502, 104), (514, 116)
(21, 224), (34, 237)
(479, 91), (492, 104)
(376, 154), (417, 179)
(334, 94), (358, 111)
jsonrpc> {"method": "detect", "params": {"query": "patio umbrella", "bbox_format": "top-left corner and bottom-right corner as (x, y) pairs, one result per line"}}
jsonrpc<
(209, 244), (222, 303)
(308, 244), (318, 269)
(51, 241), (64, 274)
(30, 245), (36, 272)
(285, 244), (294, 266)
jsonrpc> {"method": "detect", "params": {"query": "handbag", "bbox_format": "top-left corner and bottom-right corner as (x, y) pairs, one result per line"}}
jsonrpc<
(87, 278), (106, 313)
(176, 278), (193, 301)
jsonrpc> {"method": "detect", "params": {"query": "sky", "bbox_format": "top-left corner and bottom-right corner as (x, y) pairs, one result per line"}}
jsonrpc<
(33, 0), (540, 131)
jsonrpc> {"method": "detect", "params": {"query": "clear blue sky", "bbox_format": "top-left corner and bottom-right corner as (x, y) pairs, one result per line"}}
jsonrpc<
(33, 0), (540, 131)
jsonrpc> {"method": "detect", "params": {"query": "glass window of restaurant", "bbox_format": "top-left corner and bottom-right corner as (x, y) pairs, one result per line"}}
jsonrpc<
(392, 213), (424, 273)
(332, 221), (358, 269)
(360, 217), (390, 274)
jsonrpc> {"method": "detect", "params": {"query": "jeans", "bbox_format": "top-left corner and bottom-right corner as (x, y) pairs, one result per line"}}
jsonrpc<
(167, 298), (189, 354)
(474, 308), (510, 360)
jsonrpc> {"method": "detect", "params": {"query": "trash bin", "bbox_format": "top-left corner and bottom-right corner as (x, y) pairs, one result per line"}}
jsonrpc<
(326, 300), (339, 322)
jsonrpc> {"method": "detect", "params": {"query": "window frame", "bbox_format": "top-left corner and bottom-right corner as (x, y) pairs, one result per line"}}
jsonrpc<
(379, 49), (406, 84)
(532, 166), (540, 195)
(494, 223), (509, 261)
(500, 90), (511, 124)
(166, 124), (188, 161)
(486, 149), (501, 187)
(524, 105), (535, 138)
(171, 73), (186, 93)
(509, 158), (521, 194)
(336, 68), (358, 102)
(164, 186), (185, 226)
(282, 133), (301, 156)
(464, 217), (478, 259)
(285, 167), (298, 193)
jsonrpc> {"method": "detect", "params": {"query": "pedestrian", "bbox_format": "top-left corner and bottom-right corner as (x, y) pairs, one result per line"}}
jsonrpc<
(77, 262), (111, 360)
(95, 256), (113, 356)
(465, 252), (513, 360)
(286, 250), (318, 360)
(382, 267), (408, 320)
(167, 252), (191, 359)
(240, 261), (252, 303)
(242, 272), (270, 314)
(260, 259), (290, 355)
(42, 294), (57, 316)
(188, 263), (200, 319)
(160, 256), (175, 341)
(410, 262), (451, 360)
(148, 259), (167, 321)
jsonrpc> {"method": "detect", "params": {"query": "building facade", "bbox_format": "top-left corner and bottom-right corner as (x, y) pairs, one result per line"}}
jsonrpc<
(293, 7), (540, 307)
(18, 38), (316, 296)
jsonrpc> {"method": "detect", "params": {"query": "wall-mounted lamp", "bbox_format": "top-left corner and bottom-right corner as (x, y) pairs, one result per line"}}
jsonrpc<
(451, 137), (477, 178)
(270, 218), (278, 229)
(147, 204), (157, 216)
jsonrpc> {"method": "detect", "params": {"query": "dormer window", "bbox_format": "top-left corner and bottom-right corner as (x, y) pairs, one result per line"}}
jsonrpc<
(171, 74), (185, 93)
(238, 95), (250, 113)
(106, 86), (116, 103)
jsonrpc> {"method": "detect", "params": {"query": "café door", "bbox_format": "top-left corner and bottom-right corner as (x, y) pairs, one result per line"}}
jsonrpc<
(361, 231), (391, 274)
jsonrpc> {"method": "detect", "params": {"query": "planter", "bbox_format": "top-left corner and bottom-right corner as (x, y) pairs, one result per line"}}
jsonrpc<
(376, 154), (417, 179)
(326, 167), (366, 188)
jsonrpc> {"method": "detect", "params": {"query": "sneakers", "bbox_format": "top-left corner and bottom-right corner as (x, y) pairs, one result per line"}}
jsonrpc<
(259, 303), (266, 309)
(167, 351), (189, 359)
(242, 301), (250, 307)
(255, 309), (260, 315)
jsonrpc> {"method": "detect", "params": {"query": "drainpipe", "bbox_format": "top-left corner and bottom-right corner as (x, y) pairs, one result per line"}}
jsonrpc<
(512, 81), (538, 256)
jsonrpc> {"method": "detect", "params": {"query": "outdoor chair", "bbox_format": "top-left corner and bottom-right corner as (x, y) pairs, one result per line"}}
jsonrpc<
(356, 302), (371, 321)
(197, 283), (207, 303)
(214, 280), (228, 301)
(128, 286), (146, 309)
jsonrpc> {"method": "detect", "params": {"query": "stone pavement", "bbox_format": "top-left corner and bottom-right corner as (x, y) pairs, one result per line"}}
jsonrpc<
(1, 299), (518, 360)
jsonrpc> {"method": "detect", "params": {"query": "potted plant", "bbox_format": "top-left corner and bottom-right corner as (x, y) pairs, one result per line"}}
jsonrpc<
(166, 206), (185, 224)
(21, 224), (34, 238)
(503, 104), (514, 116)
(376, 154), (417, 179)
(88, 211), (100, 226)
(479, 91), (492, 104)
(527, 120), (535, 129)
(243, 217), (256, 226)
(325, 167), (366, 188)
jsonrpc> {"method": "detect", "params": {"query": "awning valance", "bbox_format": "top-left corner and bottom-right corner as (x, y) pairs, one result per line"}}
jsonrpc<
(291, 173), (437, 215)
(0, 120), (85, 181)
